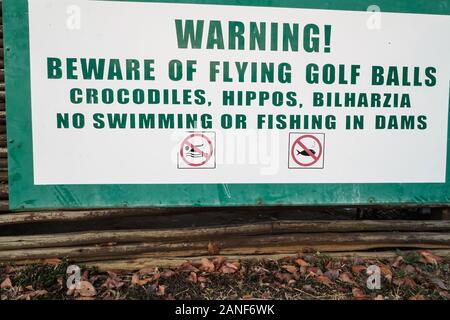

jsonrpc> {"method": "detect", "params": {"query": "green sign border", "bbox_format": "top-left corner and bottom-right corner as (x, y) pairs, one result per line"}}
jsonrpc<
(3, 0), (450, 210)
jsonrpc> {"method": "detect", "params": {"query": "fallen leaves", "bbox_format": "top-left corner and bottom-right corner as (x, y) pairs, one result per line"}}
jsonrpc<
(282, 265), (297, 274)
(160, 270), (176, 279)
(275, 272), (293, 283)
(315, 275), (333, 288)
(1, 277), (12, 289)
(178, 262), (199, 273)
(420, 250), (443, 265)
(75, 281), (97, 297)
(352, 288), (367, 300)
(339, 272), (357, 286)
(0, 250), (448, 300)
(131, 272), (156, 286)
(324, 269), (340, 281)
(219, 262), (239, 274)
(351, 265), (366, 274)
(429, 277), (448, 291)
(102, 272), (125, 290)
(43, 258), (62, 266)
(295, 258), (309, 267)
(18, 289), (48, 300)
(391, 256), (403, 268)
(379, 264), (393, 282)
(404, 265), (416, 274)
(393, 277), (417, 288)
(409, 295), (425, 300)
(187, 272), (197, 283)
(156, 285), (166, 296)
(307, 267), (323, 277)
(200, 258), (215, 272)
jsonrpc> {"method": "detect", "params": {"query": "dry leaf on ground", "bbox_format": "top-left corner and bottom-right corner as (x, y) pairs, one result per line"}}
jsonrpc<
(220, 262), (239, 274)
(1, 277), (12, 289)
(379, 264), (393, 282)
(393, 277), (416, 288)
(409, 295), (425, 300)
(282, 265), (297, 274)
(315, 275), (333, 288)
(420, 251), (443, 265)
(429, 277), (448, 291)
(200, 258), (215, 272)
(76, 281), (97, 297)
(295, 259), (309, 267)
(391, 256), (403, 268)
(352, 288), (367, 300)
(178, 262), (199, 273)
(351, 265), (366, 274)
(187, 272), (198, 283)
(156, 285), (166, 296)
(339, 272), (357, 286)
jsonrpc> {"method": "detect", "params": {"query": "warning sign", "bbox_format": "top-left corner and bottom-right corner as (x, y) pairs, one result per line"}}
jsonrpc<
(289, 133), (325, 169)
(178, 132), (216, 169)
(3, 0), (450, 209)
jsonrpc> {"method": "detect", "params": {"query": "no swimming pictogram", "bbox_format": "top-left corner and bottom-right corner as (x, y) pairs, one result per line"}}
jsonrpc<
(178, 132), (216, 169)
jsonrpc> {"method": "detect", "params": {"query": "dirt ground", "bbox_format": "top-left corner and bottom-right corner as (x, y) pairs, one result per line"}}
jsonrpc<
(1, 250), (449, 300)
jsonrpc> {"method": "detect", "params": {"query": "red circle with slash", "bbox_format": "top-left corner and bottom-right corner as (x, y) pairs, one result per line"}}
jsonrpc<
(180, 133), (214, 167)
(291, 134), (322, 167)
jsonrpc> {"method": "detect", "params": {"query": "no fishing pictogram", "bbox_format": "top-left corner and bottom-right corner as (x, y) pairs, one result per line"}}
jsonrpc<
(289, 133), (325, 169)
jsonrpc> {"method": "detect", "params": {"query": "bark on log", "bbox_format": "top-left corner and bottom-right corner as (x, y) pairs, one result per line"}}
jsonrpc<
(1, 220), (450, 250)
(0, 207), (214, 224)
(0, 183), (7, 200)
(0, 147), (7, 157)
(0, 232), (449, 263)
(86, 249), (450, 270)
(0, 200), (8, 212)
(0, 134), (6, 148)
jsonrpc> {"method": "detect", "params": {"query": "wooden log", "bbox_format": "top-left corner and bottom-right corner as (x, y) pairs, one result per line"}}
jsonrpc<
(0, 206), (332, 225)
(0, 232), (449, 263)
(0, 170), (7, 182)
(0, 183), (7, 200)
(0, 207), (211, 225)
(0, 147), (7, 158)
(0, 134), (6, 148)
(432, 208), (450, 220)
(1, 220), (450, 250)
(0, 157), (7, 170)
(11, 249), (450, 270)
(86, 249), (450, 270)
(0, 200), (9, 212)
